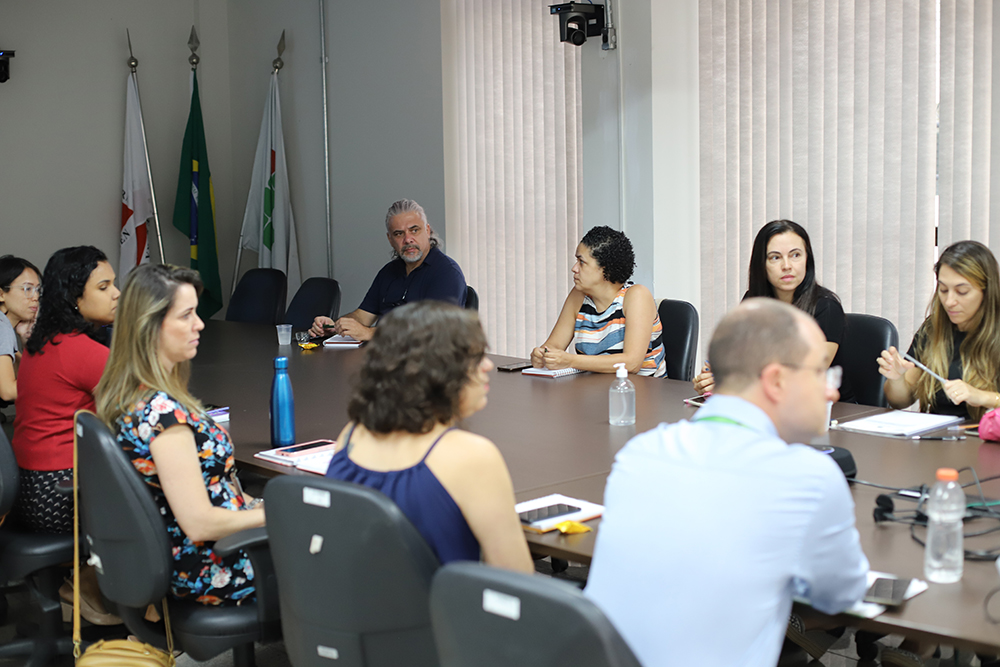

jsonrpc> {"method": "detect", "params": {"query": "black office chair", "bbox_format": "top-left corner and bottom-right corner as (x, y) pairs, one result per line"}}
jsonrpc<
(430, 562), (641, 667)
(657, 298), (700, 381)
(226, 268), (287, 325)
(285, 277), (342, 330)
(840, 313), (898, 408)
(74, 411), (280, 666)
(262, 475), (440, 667)
(465, 285), (479, 311)
(0, 422), (77, 666)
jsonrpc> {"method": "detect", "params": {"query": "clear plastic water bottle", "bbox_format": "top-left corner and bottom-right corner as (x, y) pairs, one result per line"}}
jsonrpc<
(609, 362), (635, 426)
(270, 356), (296, 447)
(924, 467), (965, 583)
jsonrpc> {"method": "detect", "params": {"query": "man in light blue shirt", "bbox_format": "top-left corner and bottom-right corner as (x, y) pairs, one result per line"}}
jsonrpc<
(585, 298), (869, 667)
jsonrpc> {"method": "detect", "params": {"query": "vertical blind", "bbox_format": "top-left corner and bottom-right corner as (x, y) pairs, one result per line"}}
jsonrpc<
(698, 0), (969, 350)
(442, 0), (583, 356)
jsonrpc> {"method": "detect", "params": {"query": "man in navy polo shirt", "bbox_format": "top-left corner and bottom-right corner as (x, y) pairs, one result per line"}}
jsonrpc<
(310, 199), (467, 341)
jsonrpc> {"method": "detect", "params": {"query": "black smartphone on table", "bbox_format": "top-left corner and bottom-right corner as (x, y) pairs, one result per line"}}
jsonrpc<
(519, 503), (580, 524)
(863, 577), (911, 606)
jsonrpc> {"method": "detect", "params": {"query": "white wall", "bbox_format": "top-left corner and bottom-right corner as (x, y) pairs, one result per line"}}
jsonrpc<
(581, 0), (701, 316)
(0, 0), (237, 310)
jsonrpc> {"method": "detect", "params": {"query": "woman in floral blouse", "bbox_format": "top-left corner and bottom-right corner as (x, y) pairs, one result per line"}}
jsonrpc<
(96, 264), (264, 605)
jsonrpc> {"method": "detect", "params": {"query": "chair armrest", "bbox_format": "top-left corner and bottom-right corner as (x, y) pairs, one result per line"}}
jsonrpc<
(214, 526), (268, 557)
(214, 526), (281, 640)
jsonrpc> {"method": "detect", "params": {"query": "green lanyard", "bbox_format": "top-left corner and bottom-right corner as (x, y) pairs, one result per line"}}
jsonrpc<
(692, 415), (753, 431)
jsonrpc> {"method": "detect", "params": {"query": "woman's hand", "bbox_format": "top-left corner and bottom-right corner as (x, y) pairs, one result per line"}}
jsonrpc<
(530, 346), (547, 368)
(877, 347), (914, 381)
(541, 348), (574, 370)
(14, 317), (34, 345)
(693, 370), (715, 396)
(943, 379), (999, 408)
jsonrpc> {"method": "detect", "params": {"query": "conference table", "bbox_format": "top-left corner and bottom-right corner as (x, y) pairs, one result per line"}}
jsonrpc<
(190, 320), (1000, 654)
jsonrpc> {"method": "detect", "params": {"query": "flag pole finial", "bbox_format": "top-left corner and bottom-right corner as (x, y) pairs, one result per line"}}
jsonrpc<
(188, 26), (200, 70)
(272, 30), (286, 72)
(126, 29), (138, 72)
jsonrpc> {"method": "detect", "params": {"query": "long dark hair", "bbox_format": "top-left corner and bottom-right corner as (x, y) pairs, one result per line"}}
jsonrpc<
(746, 219), (837, 316)
(26, 246), (109, 354)
(348, 301), (487, 434)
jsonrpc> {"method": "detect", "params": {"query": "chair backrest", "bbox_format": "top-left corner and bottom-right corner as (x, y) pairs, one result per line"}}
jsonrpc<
(656, 298), (699, 381)
(285, 277), (342, 330)
(430, 562), (642, 667)
(465, 285), (479, 311)
(226, 268), (287, 325)
(263, 475), (440, 667)
(840, 313), (899, 407)
(74, 411), (172, 608)
(0, 425), (19, 517)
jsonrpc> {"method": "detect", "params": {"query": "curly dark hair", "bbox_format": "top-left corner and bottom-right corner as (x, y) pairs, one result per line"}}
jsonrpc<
(580, 226), (635, 284)
(348, 301), (488, 434)
(26, 246), (109, 355)
(0, 255), (41, 290)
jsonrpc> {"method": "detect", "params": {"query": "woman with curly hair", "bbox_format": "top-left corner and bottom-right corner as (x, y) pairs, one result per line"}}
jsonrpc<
(325, 301), (532, 571)
(13, 246), (119, 534)
(96, 263), (263, 605)
(0, 255), (41, 402)
(879, 240), (1000, 421)
(530, 226), (665, 376)
(693, 220), (851, 399)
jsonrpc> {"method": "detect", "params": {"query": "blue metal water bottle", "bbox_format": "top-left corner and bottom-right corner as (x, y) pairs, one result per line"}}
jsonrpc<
(270, 356), (296, 447)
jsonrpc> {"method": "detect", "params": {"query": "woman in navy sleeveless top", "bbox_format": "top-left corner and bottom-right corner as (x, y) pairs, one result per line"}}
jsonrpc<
(326, 301), (533, 571)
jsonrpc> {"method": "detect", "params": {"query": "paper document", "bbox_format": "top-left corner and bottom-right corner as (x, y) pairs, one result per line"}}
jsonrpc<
(795, 571), (928, 619)
(295, 451), (335, 475)
(834, 411), (962, 438)
(323, 335), (362, 348)
(521, 367), (586, 378)
(515, 493), (603, 533)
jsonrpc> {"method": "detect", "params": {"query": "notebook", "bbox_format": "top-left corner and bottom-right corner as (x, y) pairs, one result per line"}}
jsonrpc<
(515, 493), (604, 533)
(323, 334), (362, 348)
(521, 367), (586, 378)
(835, 411), (963, 438)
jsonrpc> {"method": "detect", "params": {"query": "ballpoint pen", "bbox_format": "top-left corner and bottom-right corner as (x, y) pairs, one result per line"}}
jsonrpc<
(902, 351), (948, 385)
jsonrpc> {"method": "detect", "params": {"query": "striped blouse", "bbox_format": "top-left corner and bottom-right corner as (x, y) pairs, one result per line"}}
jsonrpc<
(573, 283), (667, 377)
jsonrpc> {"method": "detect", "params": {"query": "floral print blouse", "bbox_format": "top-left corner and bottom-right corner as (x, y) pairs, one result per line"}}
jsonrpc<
(116, 391), (255, 605)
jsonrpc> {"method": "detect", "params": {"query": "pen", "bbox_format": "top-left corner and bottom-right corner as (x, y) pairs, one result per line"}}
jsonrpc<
(910, 435), (965, 441)
(902, 352), (948, 385)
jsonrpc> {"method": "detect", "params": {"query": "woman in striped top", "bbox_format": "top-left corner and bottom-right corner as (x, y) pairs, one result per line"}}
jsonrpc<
(530, 226), (666, 377)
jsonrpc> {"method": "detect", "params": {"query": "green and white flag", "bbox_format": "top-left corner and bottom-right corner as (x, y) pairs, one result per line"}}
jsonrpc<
(239, 72), (300, 294)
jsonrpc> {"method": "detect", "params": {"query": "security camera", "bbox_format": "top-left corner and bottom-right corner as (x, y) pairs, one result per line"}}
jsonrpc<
(0, 50), (14, 83)
(549, 3), (605, 47)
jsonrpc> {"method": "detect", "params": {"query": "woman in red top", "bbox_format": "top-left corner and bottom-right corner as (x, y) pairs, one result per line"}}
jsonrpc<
(12, 246), (119, 533)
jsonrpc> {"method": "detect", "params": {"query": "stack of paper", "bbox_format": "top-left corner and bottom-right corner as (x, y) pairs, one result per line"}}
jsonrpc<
(323, 335), (362, 348)
(835, 411), (963, 438)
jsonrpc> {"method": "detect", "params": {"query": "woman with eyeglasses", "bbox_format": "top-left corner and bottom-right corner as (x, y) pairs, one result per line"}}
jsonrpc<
(0, 255), (41, 402)
(693, 220), (851, 400)
(879, 240), (1000, 421)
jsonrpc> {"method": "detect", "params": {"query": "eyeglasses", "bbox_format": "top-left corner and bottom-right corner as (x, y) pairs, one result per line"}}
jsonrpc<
(780, 363), (842, 391)
(3, 284), (42, 298)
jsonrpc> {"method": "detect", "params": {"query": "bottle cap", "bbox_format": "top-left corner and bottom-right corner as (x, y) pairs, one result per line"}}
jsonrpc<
(614, 362), (627, 379)
(274, 356), (288, 369)
(936, 467), (959, 482)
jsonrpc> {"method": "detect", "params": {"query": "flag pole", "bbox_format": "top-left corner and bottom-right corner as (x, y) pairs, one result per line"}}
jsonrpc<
(127, 30), (165, 263)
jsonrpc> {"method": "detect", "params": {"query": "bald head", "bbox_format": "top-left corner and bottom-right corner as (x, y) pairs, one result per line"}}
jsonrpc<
(709, 298), (813, 393)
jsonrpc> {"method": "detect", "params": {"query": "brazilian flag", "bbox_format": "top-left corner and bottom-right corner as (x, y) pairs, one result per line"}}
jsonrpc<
(173, 71), (223, 319)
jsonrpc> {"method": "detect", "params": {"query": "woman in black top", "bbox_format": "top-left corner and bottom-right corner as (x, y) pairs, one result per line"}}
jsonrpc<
(694, 220), (851, 400)
(879, 240), (1000, 421)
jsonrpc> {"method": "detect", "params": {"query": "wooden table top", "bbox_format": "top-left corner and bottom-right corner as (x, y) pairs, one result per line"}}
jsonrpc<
(190, 320), (1000, 653)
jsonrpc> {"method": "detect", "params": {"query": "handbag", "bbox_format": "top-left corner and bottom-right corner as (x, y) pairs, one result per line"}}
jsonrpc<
(72, 416), (176, 666)
(980, 407), (1000, 441)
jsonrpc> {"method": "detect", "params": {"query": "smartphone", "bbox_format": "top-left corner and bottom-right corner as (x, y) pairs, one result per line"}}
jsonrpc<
(273, 439), (337, 459)
(519, 503), (580, 524)
(497, 361), (533, 372)
(863, 577), (911, 606)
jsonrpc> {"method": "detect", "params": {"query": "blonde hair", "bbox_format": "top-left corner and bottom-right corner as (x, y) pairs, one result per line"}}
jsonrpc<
(914, 240), (1000, 420)
(96, 264), (204, 427)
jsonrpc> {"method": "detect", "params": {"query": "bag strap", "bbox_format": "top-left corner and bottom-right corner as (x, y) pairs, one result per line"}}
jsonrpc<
(72, 411), (176, 661)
